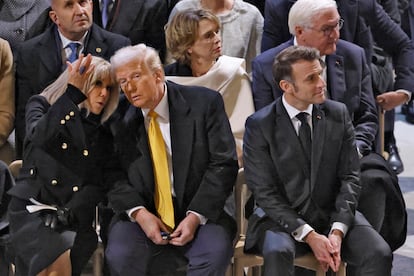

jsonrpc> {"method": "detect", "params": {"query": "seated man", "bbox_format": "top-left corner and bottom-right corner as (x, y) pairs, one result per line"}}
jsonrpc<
(105, 44), (238, 275)
(243, 45), (392, 276)
(252, 0), (407, 251)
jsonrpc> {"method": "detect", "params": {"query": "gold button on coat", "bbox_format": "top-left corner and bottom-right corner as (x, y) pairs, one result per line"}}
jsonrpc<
(83, 150), (89, 156)
(69, 111), (75, 116)
(60, 120), (65, 125)
(72, 186), (79, 192)
(62, 143), (68, 149)
(65, 115), (70, 120)
(51, 179), (58, 185)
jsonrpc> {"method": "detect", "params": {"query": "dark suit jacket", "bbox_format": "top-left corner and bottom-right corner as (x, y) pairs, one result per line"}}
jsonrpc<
(252, 39), (378, 155)
(261, 0), (414, 92)
(243, 98), (361, 253)
(108, 81), (238, 233)
(93, 0), (168, 61)
(14, 24), (130, 158)
(262, 0), (371, 57)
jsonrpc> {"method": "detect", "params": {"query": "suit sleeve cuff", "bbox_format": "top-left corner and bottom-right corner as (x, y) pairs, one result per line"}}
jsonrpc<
(292, 223), (314, 242)
(66, 84), (87, 105)
(126, 206), (145, 222)
(330, 222), (348, 237)
(396, 89), (411, 103)
(187, 210), (208, 225)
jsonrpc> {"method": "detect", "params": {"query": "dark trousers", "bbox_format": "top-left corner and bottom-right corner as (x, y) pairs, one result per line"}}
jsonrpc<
(105, 220), (233, 276)
(259, 212), (392, 276)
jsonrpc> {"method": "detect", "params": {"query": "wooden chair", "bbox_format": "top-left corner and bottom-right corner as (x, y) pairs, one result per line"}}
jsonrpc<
(233, 168), (346, 276)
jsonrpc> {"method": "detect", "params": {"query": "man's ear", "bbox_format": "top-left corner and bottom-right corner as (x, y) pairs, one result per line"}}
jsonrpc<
(49, 10), (58, 24)
(154, 69), (164, 82)
(279, 80), (293, 94)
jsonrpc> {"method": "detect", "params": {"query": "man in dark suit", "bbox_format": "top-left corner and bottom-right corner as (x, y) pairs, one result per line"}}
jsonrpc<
(252, 0), (406, 253)
(92, 0), (168, 62)
(243, 45), (392, 276)
(262, 0), (414, 174)
(14, 0), (130, 158)
(105, 44), (238, 275)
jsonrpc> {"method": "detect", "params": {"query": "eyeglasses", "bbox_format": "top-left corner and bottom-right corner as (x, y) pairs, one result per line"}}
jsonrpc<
(307, 18), (344, 36)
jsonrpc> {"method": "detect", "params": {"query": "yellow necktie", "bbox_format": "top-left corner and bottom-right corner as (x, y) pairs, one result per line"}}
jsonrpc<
(147, 111), (175, 230)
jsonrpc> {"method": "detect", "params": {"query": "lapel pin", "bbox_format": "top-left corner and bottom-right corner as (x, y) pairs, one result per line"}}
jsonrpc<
(335, 60), (341, 66)
(317, 115), (321, 120)
(96, 47), (102, 53)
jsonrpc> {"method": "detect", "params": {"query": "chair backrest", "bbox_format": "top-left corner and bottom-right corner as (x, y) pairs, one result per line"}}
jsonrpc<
(235, 168), (251, 237)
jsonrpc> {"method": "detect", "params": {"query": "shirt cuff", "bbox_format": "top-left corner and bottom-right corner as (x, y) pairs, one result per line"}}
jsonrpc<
(126, 206), (145, 222)
(330, 222), (348, 237)
(396, 89), (412, 103)
(186, 210), (208, 225)
(292, 223), (314, 242)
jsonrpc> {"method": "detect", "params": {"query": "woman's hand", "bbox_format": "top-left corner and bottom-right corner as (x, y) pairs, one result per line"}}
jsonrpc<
(67, 54), (95, 93)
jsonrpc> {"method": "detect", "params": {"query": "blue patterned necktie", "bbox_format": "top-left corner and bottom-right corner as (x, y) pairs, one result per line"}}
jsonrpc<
(67, 42), (80, 63)
(102, 0), (112, 28)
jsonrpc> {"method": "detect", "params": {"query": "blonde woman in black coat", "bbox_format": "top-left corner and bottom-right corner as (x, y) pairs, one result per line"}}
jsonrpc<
(7, 54), (120, 276)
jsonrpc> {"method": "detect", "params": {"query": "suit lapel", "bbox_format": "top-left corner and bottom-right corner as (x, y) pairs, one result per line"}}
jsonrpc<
(273, 99), (311, 207)
(167, 82), (193, 205)
(326, 54), (345, 103)
(38, 27), (63, 75)
(311, 104), (326, 189)
(83, 25), (110, 58)
(117, 104), (154, 188)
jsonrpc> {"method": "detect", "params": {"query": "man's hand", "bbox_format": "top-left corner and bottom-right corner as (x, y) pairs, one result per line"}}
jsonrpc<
(132, 208), (170, 245)
(328, 230), (343, 272)
(376, 91), (409, 111)
(168, 212), (200, 246)
(304, 231), (335, 272)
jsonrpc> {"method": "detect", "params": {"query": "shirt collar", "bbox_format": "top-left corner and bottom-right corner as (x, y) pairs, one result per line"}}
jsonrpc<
(282, 94), (313, 120)
(58, 30), (88, 48)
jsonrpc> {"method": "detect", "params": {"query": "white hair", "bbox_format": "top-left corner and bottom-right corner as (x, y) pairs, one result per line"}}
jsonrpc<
(288, 0), (338, 35)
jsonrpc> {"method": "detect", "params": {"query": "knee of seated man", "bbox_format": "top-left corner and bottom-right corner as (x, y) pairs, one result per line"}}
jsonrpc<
(360, 237), (392, 263)
(262, 230), (294, 260)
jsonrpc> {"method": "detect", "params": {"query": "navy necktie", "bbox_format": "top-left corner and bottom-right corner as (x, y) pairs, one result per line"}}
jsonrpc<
(102, 0), (112, 28)
(296, 112), (312, 164)
(67, 42), (80, 63)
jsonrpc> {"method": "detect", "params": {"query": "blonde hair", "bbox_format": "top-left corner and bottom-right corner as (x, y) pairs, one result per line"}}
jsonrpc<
(40, 56), (119, 123)
(165, 9), (220, 65)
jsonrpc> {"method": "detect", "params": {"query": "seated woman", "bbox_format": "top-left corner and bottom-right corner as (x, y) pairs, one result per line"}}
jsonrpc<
(165, 9), (255, 165)
(7, 55), (120, 276)
(168, 0), (263, 73)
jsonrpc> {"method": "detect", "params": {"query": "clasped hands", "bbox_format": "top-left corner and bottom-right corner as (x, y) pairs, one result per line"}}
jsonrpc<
(304, 230), (343, 272)
(40, 206), (74, 231)
(133, 208), (200, 246)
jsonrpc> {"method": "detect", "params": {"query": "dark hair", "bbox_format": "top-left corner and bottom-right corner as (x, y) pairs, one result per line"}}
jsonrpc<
(272, 45), (325, 85)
